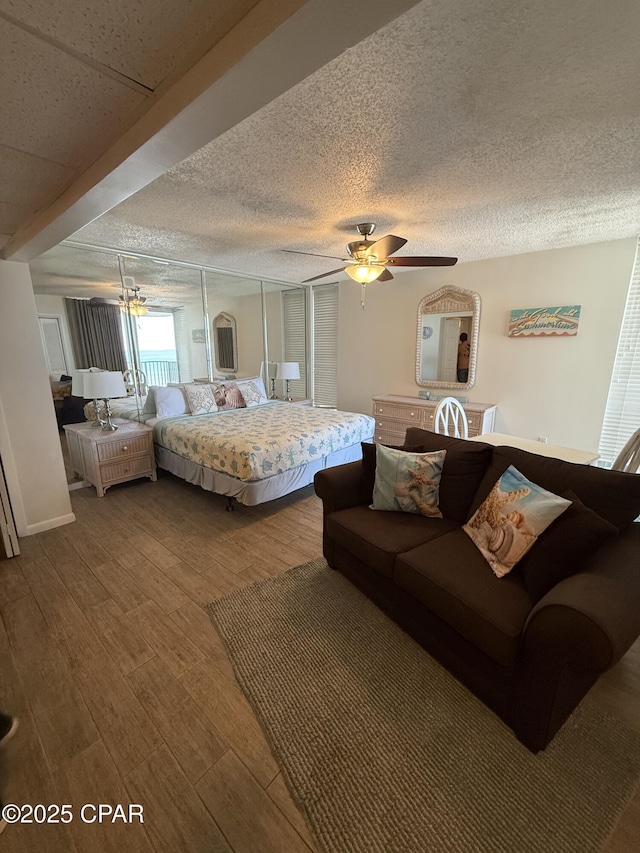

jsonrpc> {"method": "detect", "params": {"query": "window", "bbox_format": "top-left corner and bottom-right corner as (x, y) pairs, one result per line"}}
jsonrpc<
(312, 284), (338, 408)
(598, 239), (640, 467)
(38, 316), (68, 375)
(134, 311), (179, 386)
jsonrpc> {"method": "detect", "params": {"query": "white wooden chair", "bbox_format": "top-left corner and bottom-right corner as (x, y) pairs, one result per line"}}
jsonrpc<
(433, 396), (469, 439)
(612, 428), (640, 473)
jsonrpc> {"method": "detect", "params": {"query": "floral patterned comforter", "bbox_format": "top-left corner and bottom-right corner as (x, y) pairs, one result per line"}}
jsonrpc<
(152, 402), (374, 481)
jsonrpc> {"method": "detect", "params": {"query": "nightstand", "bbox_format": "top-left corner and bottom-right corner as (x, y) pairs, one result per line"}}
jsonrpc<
(64, 420), (156, 497)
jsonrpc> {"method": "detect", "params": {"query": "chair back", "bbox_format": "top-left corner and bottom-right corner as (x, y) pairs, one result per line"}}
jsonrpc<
(612, 428), (640, 473)
(434, 397), (469, 439)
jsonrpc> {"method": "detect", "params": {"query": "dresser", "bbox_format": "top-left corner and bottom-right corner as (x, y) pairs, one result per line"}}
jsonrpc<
(372, 395), (497, 443)
(64, 420), (157, 496)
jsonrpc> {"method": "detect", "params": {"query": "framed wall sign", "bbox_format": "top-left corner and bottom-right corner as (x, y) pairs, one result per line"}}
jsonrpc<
(508, 305), (581, 337)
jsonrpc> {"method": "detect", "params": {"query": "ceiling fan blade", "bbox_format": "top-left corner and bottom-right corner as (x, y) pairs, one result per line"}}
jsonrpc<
(386, 256), (458, 267)
(377, 268), (394, 282)
(302, 267), (346, 283)
(282, 249), (344, 261)
(366, 234), (407, 260)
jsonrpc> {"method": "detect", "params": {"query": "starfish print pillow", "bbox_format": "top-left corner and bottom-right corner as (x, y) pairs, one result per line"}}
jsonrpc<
(371, 445), (446, 518)
(463, 465), (571, 577)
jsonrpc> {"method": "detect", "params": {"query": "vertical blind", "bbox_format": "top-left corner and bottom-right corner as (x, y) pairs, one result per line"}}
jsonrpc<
(282, 289), (307, 398)
(598, 238), (640, 467)
(312, 284), (338, 408)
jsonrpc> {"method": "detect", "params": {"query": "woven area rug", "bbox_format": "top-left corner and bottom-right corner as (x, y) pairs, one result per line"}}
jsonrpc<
(206, 558), (640, 853)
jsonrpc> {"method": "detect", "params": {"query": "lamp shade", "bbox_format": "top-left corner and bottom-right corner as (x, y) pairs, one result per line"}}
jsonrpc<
(345, 263), (385, 283)
(83, 371), (127, 400)
(277, 362), (300, 381)
(71, 370), (89, 397)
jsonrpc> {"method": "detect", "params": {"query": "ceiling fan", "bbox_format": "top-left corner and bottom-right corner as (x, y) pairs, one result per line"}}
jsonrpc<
(284, 223), (458, 284)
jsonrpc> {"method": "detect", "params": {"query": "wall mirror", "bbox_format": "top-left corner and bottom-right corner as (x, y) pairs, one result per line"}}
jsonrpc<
(415, 285), (481, 390)
(212, 311), (238, 374)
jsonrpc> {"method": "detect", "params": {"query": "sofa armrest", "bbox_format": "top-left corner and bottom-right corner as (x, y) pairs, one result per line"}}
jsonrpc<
(314, 461), (370, 515)
(510, 524), (640, 750)
(523, 524), (640, 671)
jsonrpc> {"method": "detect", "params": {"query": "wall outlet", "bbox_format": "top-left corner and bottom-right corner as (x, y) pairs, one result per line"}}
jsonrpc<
(537, 436), (548, 443)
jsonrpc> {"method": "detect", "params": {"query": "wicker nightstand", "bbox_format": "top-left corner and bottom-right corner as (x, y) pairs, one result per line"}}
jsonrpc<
(64, 420), (156, 497)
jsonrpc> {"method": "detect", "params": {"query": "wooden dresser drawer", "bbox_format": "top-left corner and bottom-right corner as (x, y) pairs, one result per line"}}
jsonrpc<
(374, 429), (407, 445)
(100, 455), (153, 484)
(373, 402), (422, 422)
(97, 434), (149, 462)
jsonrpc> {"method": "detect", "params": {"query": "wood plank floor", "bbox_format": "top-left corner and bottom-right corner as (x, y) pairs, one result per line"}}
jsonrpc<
(0, 473), (639, 852)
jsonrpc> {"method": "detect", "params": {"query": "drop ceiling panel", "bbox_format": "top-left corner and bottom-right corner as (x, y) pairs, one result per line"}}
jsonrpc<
(0, 145), (75, 212)
(0, 17), (147, 167)
(0, 0), (259, 89)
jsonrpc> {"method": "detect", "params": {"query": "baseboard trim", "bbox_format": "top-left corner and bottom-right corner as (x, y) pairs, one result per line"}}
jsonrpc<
(24, 512), (76, 536)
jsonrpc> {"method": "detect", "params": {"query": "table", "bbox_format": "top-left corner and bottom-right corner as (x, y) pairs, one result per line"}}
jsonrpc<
(64, 420), (157, 496)
(468, 432), (599, 465)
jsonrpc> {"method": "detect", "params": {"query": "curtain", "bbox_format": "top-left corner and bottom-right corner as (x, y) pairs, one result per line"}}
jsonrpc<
(65, 298), (127, 372)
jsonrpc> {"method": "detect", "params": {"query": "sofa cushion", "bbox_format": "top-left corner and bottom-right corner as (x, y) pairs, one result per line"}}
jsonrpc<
(372, 445), (446, 517)
(395, 530), (534, 666)
(518, 491), (619, 601)
(326, 506), (458, 578)
(468, 446), (640, 530)
(403, 428), (493, 523)
(463, 465), (571, 578)
(361, 442), (425, 498)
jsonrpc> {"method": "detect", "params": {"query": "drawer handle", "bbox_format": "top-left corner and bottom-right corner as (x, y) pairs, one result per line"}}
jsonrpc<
(428, 415), (433, 420)
(124, 467), (130, 473)
(410, 411), (415, 416)
(121, 446), (128, 452)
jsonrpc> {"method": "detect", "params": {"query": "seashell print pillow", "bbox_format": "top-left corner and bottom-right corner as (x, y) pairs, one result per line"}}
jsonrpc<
(463, 465), (571, 577)
(371, 444), (446, 517)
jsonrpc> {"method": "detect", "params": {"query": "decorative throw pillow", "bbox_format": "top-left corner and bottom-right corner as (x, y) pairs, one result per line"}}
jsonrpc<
(153, 385), (190, 418)
(518, 490), (618, 600)
(361, 442), (426, 500)
(371, 444), (446, 517)
(237, 376), (268, 406)
(463, 465), (571, 578)
(211, 382), (246, 411)
(183, 383), (218, 415)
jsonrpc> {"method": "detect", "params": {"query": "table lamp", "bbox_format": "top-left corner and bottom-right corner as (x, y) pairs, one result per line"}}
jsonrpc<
(277, 362), (300, 401)
(82, 371), (127, 431)
(72, 368), (105, 427)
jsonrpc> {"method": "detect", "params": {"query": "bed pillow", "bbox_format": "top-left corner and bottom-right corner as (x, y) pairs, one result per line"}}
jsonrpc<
(183, 383), (218, 415)
(463, 465), (571, 578)
(153, 385), (190, 418)
(142, 386), (161, 414)
(237, 376), (269, 406)
(518, 490), (618, 600)
(212, 382), (246, 411)
(371, 444), (446, 518)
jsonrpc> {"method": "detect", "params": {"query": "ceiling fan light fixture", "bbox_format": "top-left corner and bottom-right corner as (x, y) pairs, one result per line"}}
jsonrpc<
(345, 263), (385, 284)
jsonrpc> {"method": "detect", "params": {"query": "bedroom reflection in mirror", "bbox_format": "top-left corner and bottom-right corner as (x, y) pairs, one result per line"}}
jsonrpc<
(213, 312), (238, 374)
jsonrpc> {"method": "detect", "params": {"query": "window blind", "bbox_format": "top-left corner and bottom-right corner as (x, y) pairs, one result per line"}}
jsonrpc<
(598, 238), (640, 467)
(312, 284), (338, 408)
(282, 289), (307, 398)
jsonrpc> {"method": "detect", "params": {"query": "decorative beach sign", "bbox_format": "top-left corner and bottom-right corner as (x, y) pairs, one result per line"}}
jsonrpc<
(508, 305), (581, 337)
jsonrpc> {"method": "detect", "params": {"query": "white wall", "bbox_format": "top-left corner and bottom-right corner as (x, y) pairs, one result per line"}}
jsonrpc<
(0, 261), (74, 535)
(337, 238), (637, 453)
(33, 293), (76, 374)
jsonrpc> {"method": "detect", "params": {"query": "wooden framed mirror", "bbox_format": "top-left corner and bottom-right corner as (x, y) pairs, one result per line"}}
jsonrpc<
(415, 285), (481, 390)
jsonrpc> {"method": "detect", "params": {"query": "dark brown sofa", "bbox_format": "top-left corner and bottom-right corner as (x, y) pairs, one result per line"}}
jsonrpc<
(314, 428), (640, 752)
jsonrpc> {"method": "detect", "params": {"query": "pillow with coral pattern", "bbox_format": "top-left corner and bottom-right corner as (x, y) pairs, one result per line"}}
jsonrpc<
(371, 444), (446, 517)
(463, 465), (571, 578)
(184, 383), (218, 415)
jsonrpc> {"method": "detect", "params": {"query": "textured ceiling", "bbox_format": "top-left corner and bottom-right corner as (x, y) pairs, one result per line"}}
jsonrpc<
(60, 0), (640, 287)
(0, 0), (261, 249)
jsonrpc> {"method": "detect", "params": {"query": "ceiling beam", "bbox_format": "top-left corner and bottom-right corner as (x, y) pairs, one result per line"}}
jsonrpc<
(4, 0), (421, 263)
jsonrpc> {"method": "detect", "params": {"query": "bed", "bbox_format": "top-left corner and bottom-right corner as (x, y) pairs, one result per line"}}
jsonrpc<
(100, 395), (374, 506)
